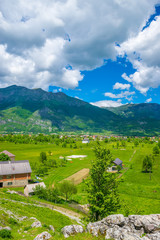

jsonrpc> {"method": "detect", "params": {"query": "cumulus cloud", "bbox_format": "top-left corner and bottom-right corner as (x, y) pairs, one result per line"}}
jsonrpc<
(0, 0), (158, 89)
(118, 14), (160, 93)
(90, 100), (123, 108)
(146, 98), (152, 103)
(104, 91), (135, 100)
(113, 82), (131, 90)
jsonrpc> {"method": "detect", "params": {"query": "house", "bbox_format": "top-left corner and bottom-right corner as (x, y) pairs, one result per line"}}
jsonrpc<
(82, 138), (90, 144)
(107, 158), (123, 172)
(0, 160), (32, 188)
(113, 158), (123, 168)
(0, 150), (15, 161)
(24, 182), (46, 196)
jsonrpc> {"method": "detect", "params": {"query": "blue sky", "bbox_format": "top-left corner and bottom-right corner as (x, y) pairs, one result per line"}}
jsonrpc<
(0, 1), (160, 107)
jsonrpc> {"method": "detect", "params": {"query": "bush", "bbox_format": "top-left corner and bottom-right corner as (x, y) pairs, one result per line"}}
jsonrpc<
(8, 217), (18, 225)
(23, 226), (31, 231)
(0, 229), (12, 239)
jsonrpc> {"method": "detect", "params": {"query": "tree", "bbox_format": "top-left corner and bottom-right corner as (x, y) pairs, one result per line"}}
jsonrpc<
(142, 155), (153, 173)
(39, 152), (47, 163)
(59, 181), (77, 201)
(0, 153), (10, 161)
(153, 145), (159, 155)
(86, 146), (120, 221)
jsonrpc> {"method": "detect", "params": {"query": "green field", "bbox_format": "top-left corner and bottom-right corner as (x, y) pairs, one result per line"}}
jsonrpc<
(0, 140), (160, 216)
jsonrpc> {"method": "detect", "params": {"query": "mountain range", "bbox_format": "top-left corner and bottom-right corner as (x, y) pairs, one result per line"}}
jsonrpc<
(0, 85), (159, 136)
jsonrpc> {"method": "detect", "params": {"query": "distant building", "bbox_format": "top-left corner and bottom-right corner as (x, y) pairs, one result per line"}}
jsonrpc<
(24, 182), (46, 196)
(0, 150), (15, 161)
(107, 158), (123, 172)
(113, 158), (123, 168)
(0, 160), (32, 188)
(82, 138), (90, 144)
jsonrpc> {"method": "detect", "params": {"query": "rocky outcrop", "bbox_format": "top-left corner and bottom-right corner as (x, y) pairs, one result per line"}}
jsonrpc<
(34, 231), (52, 240)
(87, 214), (160, 240)
(31, 220), (42, 228)
(61, 225), (84, 238)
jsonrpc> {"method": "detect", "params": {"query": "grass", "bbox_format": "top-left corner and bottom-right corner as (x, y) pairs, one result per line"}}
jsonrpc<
(0, 140), (160, 216)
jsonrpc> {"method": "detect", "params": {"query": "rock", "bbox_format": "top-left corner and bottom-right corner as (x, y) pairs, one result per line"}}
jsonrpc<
(142, 232), (160, 240)
(86, 214), (160, 239)
(31, 220), (42, 228)
(87, 221), (108, 236)
(3, 226), (11, 231)
(104, 214), (126, 227)
(30, 217), (37, 220)
(49, 225), (55, 232)
(19, 216), (28, 221)
(61, 225), (84, 238)
(34, 231), (52, 240)
(122, 233), (141, 240)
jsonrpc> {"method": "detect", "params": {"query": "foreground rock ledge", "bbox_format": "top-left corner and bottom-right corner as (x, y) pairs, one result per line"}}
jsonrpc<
(87, 214), (160, 240)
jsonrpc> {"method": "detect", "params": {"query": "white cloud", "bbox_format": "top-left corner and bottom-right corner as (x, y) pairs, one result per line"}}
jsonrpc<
(104, 91), (135, 100)
(90, 100), (123, 108)
(146, 98), (152, 103)
(0, 0), (158, 89)
(118, 15), (160, 93)
(113, 82), (130, 90)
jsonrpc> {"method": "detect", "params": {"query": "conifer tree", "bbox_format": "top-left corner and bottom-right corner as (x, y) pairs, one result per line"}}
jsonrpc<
(86, 146), (120, 221)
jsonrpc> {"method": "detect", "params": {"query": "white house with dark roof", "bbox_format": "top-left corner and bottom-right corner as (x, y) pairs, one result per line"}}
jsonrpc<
(0, 150), (15, 161)
(107, 158), (123, 172)
(113, 158), (123, 168)
(0, 160), (32, 188)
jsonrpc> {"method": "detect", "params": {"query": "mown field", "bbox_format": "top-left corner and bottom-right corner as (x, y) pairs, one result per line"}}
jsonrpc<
(0, 140), (160, 215)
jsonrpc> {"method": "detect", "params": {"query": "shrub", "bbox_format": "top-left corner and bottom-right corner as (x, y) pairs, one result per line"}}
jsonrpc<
(8, 217), (18, 225)
(0, 229), (12, 239)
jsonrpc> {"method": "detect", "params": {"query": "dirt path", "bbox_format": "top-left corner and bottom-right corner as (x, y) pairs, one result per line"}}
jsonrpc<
(0, 197), (83, 224)
(129, 150), (136, 161)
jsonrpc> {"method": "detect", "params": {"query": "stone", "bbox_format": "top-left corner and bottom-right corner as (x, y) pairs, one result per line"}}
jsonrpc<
(19, 216), (28, 221)
(34, 231), (52, 240)
(3, 226), (11, 231)
(104, 214), (126, 227)
(61, 225), (84, 238)
(31, 220), (42, 228)
(49, 225), (55, 232)
(142, 232), (160, 240)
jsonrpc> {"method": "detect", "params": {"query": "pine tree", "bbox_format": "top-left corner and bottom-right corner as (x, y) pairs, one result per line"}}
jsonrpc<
(86, 146), (120, 221)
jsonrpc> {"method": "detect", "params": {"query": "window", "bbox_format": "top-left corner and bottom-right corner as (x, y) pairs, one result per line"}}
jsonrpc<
(0, 176), (3, 180)
(7, 182), (13, 186)
(6, 175), (12, 179)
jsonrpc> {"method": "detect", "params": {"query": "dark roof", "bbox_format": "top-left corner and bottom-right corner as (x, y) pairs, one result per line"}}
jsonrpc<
(0, 160), (32, 176)
(0, 150), (15, 157)
(113, 158), (122, 165)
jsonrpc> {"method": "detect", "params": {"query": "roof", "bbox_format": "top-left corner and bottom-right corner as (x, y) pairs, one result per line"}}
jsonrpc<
(0, 150), (15, 157)
(0, 160), (32, 176)
(24, 182), (46, 194)
(113, 158), (123, 165)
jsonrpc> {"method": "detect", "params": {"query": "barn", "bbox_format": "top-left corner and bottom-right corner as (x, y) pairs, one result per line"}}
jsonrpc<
(0, 160), (32, 188)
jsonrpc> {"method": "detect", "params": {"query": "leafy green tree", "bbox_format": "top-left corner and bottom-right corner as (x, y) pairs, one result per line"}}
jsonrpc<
(153, 145), (159, 155)
(86, 146), (120, 221)
(39, 152), (47, 163)
(59, 181), (77, 201)
(35, 164), (48, 176)
(134, 140), (139, 147)
(142, 155), (153, 173)
(0, 153), (10, 161)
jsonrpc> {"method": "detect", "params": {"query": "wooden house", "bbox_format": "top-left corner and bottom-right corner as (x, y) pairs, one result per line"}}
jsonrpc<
(0, 160), (32, 188)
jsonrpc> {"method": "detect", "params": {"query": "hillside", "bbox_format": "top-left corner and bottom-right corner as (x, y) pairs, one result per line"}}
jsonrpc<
(0, 85), (121, 134)
(0, 85), (160, 135)
(106, 103), (160, 135)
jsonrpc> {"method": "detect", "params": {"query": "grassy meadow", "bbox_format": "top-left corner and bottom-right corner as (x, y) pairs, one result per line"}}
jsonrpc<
(0, 139), (160, 216)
